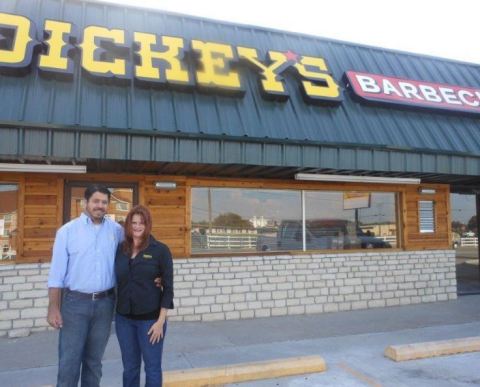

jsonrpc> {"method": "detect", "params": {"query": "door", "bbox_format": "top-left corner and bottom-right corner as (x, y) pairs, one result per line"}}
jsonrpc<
(450, 192), (480, 294)
(64, 181), (138, 224)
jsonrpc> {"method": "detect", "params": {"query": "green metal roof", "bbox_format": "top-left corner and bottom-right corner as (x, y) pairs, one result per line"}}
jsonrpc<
(1, 0), (480, 189)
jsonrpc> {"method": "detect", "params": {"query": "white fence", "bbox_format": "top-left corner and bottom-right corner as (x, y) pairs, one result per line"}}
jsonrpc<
(206, 234), (257, 250)
(380, 236), (397, 245)
(195, 234), (399, 251)
(460, 237), (478, 247)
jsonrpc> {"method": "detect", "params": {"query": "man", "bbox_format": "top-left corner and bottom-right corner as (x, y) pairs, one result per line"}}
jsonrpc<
(47, 184), (123, 387)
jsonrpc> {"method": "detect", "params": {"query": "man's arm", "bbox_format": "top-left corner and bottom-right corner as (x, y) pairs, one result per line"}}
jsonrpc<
(46, 227), (68, 329)
(47, 288), (63, 329)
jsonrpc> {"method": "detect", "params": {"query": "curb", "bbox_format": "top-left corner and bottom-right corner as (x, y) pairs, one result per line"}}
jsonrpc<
(163, 355), (326, 386)
(384, 336), (480, 361)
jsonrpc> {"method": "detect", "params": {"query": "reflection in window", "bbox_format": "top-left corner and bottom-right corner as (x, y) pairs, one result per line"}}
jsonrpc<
(191, 188), (301, 253)
(0, 184), (18, 261)
(69, 187), (133, 224)
(191, 188), (398, 253)
(305, 192), (398, 250)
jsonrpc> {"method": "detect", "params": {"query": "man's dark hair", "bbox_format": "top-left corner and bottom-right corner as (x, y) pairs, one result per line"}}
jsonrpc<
(84, 184), (111, 202)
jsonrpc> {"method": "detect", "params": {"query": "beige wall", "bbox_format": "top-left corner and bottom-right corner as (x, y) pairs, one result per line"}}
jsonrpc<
(0, 250), (456, 337)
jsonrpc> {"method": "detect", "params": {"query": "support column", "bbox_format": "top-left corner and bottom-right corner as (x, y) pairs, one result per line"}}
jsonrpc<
(476, 194), (480, 278)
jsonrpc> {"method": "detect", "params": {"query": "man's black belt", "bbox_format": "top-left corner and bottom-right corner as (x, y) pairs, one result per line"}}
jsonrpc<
(65, 288), (115, 300)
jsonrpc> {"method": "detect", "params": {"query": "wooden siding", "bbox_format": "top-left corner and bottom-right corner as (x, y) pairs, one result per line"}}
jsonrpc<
(144, 176), (188, 258)
(22, 175), (62, 263)
(403, 184), (451, 250)
(184, 177), (451, 251)
(0, 173), (451, 263)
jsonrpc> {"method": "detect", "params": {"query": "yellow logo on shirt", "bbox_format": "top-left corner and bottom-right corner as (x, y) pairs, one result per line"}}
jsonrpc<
(143, 254), (152, 259)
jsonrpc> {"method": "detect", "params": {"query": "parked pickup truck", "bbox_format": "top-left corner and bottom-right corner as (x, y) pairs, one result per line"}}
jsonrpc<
(257, 219), (391, 251)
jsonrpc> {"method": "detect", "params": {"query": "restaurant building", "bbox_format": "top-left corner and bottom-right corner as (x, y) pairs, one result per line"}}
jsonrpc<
(1, 0), (478, 337)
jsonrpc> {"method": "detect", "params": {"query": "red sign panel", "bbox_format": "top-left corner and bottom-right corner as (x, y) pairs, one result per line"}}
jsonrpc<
(346, 71), (480, 115)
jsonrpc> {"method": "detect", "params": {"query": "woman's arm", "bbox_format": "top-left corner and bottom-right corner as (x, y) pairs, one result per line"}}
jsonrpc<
(159, 245), (174, 309)
(147, 244), (174, 344)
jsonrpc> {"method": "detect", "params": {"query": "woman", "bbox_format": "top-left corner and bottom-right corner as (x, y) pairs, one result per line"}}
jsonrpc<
(115, 205), (174, 387)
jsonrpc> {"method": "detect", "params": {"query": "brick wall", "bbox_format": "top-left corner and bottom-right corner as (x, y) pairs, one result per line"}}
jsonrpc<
(0, 250), (457, 337)
(0, 264), (50, 338)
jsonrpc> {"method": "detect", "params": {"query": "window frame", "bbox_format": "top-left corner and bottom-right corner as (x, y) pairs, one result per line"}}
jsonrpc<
(418, 200), (436, 233)
(63, 181), (139, 223)
(189, 184), (402, 255)
(0, 182), (20, 262)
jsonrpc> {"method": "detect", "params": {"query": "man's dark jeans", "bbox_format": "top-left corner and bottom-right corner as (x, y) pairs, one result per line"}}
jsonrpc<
(57, 290), (115, 387)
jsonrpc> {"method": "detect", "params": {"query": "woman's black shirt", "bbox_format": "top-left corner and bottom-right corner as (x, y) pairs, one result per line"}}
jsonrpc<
(115, 236), (174, 320)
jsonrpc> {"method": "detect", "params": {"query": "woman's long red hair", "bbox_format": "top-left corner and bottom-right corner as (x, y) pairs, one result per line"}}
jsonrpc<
(122, 205), (152, 255)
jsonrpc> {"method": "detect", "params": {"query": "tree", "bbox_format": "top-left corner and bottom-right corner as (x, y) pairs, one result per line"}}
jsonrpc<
(467, 215), (477, 235)
(213, 212), (253, 229)
(451, 220), (465, 235)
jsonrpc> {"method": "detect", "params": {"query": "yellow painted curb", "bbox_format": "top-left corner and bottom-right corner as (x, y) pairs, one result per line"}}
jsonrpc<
(385, 336), (480, 362)
(163, 355), (327, 387)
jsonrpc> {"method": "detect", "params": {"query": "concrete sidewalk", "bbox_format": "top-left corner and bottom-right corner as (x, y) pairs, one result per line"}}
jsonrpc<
(1, 294), (480, 386)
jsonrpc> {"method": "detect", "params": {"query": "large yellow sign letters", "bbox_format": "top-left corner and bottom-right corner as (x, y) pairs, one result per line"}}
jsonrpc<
(0, 11), (343, 106)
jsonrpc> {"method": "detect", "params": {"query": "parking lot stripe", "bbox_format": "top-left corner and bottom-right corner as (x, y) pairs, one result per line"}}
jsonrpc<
(338, 362), (383, 387)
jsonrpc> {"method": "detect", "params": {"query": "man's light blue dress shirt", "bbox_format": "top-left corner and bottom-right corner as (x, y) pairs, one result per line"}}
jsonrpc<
(48, 213), (124, 293)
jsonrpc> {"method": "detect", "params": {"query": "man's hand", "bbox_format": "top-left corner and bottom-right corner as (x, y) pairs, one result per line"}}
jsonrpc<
(47, 287), (63, 329)
(47, 305), (63, 329)
(154, 277), (163, 289)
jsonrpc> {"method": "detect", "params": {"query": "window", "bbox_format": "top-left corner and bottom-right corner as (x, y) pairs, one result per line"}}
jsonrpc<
(305, 191), (398, 249)
(191, 187), (398, 253)
(0, 184), (18, 261)
(116, 202), (129, 212)
(64, 182), (137, 225)
(191, 188), (301, 253)
(419, 200), (435, 233)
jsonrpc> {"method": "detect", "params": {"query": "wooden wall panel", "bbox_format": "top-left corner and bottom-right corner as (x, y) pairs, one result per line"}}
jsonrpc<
(0, 172), (452, 263)
(13, 176), (24, 260)
(186, 177), (452, 253)
(403, 184), (450, 250)
(144, 177), (188, 258)
(21, 174), (63, 263)
(184, 185), (192, 258)
(12, 173), (189, 261)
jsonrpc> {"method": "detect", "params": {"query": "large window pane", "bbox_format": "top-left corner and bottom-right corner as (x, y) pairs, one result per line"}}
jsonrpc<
(191, 188), (398, 254)
(191, 188), (301, 253)
(305, 191), (397, 249)
(0, 184), (18, 261)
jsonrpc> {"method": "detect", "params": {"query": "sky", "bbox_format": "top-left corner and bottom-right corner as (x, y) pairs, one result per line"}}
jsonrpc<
(95, 0), (479, 225)
(452, 194), (476, 224)
(98, 0), (479, 64)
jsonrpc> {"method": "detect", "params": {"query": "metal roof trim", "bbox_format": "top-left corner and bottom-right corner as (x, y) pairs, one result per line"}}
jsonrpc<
(0, 120), (478, 160)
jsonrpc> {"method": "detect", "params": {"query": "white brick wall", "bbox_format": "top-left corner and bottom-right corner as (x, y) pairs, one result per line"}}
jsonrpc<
(0, 263), (50, 338)
(0, 250), (457, 337)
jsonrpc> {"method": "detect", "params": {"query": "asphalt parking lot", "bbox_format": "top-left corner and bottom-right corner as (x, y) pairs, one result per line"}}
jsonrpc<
(228, 323), (480, 386)
(1, 294), (480, 387)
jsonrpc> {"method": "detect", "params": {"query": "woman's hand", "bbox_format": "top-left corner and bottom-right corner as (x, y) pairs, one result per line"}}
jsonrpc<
(147, 319), (165, 344)
(154, 276), (163, 289)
